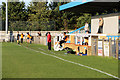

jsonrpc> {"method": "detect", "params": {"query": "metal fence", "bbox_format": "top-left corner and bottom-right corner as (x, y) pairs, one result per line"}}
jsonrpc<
(118, 40), (120, 60)
(92, 38), (119, 59)
(1, 21), (56, 31)
(9, 34), (55, 46)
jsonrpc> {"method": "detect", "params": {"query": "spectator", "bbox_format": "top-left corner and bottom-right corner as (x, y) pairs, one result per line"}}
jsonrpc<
(98, 17), (104, 33)
(84, 22), (89, 33)
(38, 31), (41, 37)
(47, 32), (51, 50)
(46, 32), (48, 36)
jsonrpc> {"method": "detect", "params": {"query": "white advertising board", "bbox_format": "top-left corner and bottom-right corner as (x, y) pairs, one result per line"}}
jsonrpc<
(104, 42), (109, 57)
(98, 41), (102, 56)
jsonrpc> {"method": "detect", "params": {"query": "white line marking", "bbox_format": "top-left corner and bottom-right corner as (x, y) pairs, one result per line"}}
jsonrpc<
(22, 45), (119, 79)
(38, 48), (45, 51)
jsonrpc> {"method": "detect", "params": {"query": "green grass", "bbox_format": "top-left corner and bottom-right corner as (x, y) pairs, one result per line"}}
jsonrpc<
(2, 42), (118, 78)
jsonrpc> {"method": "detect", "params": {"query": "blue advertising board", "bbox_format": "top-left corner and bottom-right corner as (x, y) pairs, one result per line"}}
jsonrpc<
(119, 42), (120, 60)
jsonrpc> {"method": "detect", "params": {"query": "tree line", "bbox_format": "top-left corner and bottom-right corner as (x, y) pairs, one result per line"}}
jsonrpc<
(1, 0), (118, 31)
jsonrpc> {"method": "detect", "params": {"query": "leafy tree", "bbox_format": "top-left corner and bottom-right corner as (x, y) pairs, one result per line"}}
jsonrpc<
(2, 1), (28, 31)
(48, 2), (78, 31)
(1, 1), (92, 31)
(77, 13), (91, 28)
(27, 2), (52, 31)
(2, 1), (28, 21)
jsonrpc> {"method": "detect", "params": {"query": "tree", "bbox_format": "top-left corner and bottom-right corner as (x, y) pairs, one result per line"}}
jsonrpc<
(77, 13), (91, 28)
(2, 1), (28, 31)
(27, 2), (52, 31)
(2, 1), (28, 21)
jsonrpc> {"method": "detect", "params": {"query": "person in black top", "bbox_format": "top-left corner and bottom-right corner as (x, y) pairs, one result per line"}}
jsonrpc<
(59, 32), (68, 48)
(38, 31), (41, 36)
(46, 32), (48, 36)
(17, 31), (20, 44)
(98, 17), (104, 33)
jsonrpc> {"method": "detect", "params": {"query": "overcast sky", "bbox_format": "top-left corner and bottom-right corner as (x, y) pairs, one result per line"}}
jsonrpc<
(1, 0), (119, 6)
(0, 0), (51, 6)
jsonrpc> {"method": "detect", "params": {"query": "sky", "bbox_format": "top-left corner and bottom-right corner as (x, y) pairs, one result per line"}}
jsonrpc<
(0, 0), (32, 6)
(0, 0), (74, 6)
(0, 0), (50, 6)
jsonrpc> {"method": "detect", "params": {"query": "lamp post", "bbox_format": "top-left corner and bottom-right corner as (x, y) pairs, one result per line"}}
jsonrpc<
(6, 0), (8, 34)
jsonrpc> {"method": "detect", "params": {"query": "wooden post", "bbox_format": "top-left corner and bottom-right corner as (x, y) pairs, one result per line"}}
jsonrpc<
(34, 36), (36, 44)
(25, 36), (26, 42)
(116, 38), (118, 59)
(102, 38), (104, 57)
(39, 36), (40, 44)
(109, 38), (112, 57)
(96, 37), (98, 56)
(88, 46), (92, 56)
(91, 36), (98, 56)
(70, 35), (75, 44)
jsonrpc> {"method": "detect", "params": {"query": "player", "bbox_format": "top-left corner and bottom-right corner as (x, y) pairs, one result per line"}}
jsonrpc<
(17, 31), (20, 44)
(21, 33), (24, 44)
(27, 32), (30, 43)
(30, 35), (33, 44)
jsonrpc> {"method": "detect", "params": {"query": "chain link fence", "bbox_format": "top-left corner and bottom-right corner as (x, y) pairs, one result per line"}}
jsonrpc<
(7, 21), (55, 31)
(1, 21), (56, 31)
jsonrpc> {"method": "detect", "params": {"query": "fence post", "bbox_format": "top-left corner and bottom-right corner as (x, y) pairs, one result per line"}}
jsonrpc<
(96, 37), (98, 56)
(39, 36), (40, 44)
(109, 38), (112, 57)
(116, 38), (118, 59)
(102, 38), (104, 57)
(25, 36), (27, 42)
(34, 36), (36, 44)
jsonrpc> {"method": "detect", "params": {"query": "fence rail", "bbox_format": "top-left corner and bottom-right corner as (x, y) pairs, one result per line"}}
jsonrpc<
(92, 38), (119, 59)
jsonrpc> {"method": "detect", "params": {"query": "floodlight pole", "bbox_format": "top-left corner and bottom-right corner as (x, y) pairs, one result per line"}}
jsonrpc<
(6, 0), (8, 34)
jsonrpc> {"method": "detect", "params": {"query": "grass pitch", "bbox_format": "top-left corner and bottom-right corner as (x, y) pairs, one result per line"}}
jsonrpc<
(2, 42), (118, 78)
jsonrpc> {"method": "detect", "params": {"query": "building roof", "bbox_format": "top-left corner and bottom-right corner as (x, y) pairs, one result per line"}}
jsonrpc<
(59, 0), (120, 14)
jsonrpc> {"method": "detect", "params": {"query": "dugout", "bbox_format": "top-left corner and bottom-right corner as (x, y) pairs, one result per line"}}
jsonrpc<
(59, 0), (120, 57)
(59, 0), (120, 35)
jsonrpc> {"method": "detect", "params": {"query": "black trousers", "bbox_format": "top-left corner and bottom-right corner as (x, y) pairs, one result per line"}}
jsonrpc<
(60, 40), (66, 47)
(48, 42), (51, 50)
(21, 38), (23, 43)
(98, 26), (103, 33)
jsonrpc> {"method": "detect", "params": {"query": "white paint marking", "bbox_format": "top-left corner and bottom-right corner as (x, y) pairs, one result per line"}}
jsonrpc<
(22, 45), (119, 79)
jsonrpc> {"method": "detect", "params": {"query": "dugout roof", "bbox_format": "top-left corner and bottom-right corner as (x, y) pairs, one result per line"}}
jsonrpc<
(59, 0), (120, 14)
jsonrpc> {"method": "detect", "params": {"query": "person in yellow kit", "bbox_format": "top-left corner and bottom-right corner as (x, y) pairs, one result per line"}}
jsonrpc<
(30, 35), (33, 44)
(84, 37), (88, 45)
(21, 33), (24, 44)
(27, 32), (30, 43)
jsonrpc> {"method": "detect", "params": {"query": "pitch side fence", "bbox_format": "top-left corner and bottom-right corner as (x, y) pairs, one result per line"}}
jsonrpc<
(91, 38), (119, 59)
